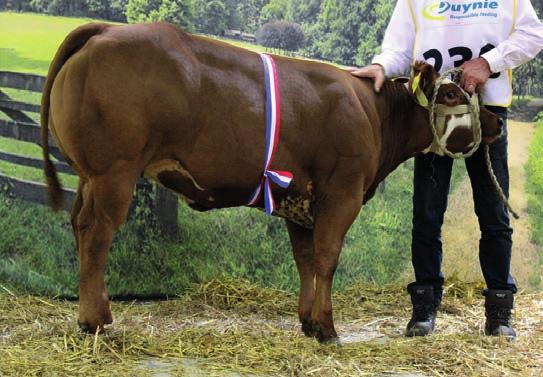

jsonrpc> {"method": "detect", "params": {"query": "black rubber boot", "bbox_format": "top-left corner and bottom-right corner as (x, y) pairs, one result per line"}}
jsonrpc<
(405, 285), (437, 337)
(484, 289), (516, 340)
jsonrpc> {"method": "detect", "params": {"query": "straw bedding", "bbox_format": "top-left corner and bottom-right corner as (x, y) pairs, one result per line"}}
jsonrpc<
(1, 279), (541, 376)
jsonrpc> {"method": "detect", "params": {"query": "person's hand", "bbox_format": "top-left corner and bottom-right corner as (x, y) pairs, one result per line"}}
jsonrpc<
(346, 64), (386, 93)
(460, 58), (492, 94)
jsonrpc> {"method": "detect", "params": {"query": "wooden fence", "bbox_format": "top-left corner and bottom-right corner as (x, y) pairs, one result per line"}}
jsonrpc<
(0, 71), (178, 235)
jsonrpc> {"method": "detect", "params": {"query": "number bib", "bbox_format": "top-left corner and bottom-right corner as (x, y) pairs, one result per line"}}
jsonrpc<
(410, 0), (516, 106)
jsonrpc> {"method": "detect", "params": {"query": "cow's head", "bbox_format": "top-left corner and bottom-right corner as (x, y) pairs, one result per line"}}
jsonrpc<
(409, 62), (503, 156)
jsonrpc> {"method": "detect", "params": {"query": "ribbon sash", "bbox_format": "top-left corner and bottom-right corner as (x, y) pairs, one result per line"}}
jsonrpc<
(247, 54), (293, 215)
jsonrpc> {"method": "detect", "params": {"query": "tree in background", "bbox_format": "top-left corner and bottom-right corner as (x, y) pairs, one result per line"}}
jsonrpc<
(514, 58), (543, 99)
(356, 0), (394, 66)
(285, 0), (322, 26)
(259, 0), (287, 25)
(279, 20), (304, 51)
(257, 21), (304, 53)
(257, 21), (281, 48)
(1, 0), (32, 11)
(158, 0), (195, 30)
(280, 0), (322, 61)
(109, 0), (129, 22)
(195, 0), (227, 35)
(46, 0), (87, 16)
(85, 0), (127, 21)
(223, 0), (241, 30)
(308, 0), (363, 66)
(7, 0), (127, 20)
(513, 1), (542, 98)
(86, 0), (109, 18)
(126, 0), (194, 30)
(126, 0), (161, 23)
(236, 0), (268, 33)
(28, 0), (47, 12)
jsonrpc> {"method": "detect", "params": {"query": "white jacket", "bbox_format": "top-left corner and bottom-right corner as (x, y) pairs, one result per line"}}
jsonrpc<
(372, 0), (543, 106)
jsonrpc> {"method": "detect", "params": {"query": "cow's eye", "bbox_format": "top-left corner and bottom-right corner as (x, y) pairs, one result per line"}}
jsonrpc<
(446, 91), (455, 100)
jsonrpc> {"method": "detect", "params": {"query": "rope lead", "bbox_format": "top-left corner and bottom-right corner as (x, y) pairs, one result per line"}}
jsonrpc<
(484, 145), (520, 219)
(423, 67), (520, 219)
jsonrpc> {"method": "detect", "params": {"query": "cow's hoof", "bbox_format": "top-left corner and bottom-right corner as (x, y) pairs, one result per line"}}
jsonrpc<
(78, 314), (112, 334)
(78, 299), (113, 334)
(78, 320), (101, 334)
(322, 336), (342, 347)
(78, 320), (112, 334)
(301, 320), (317, 337)
(313, 323), (338, 344)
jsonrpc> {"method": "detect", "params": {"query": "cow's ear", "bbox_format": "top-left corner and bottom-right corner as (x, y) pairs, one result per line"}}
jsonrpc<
(410, 61), (438, 99)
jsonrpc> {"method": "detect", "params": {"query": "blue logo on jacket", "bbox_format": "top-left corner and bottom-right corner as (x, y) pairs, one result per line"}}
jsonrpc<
(423, 1), (500, 21)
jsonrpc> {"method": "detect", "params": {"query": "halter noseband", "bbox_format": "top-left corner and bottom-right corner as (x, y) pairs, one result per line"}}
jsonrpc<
(412, 67), (482, 159)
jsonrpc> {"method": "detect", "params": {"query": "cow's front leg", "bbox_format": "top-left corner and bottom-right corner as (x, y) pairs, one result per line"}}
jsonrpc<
(286, 220), (315, 337)
(74, 169), (137, 333)
(311, 194), (363, 343)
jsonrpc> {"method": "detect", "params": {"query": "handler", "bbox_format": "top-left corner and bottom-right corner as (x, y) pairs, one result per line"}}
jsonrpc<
(350, 0), (543, 339)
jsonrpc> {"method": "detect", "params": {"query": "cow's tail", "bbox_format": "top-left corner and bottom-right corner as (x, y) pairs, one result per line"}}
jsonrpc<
(41, 23), (108, 211)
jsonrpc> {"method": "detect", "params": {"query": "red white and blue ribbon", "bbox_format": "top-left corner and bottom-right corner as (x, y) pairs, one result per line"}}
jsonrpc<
(247, 54), (293, 215)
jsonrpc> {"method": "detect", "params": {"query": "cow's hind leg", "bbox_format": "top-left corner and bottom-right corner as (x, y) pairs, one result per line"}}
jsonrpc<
(75, 165), (138, 333)
(71, 180), (85, 252)
(311, 193), (363, 343)
(286, 220), (315, 337)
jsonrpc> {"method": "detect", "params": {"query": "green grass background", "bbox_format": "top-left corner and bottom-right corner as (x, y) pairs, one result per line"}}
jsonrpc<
(526, 112), (543, 282)
(0, 12), (98, 74)
(0, 12), (473, 297)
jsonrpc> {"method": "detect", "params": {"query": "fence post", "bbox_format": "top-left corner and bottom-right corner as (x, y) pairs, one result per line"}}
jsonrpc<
(155, 186), (178, 237)
(132, 179), (178, 237)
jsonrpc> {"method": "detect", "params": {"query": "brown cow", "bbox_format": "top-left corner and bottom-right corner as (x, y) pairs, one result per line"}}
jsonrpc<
(41, 22), (502, 343)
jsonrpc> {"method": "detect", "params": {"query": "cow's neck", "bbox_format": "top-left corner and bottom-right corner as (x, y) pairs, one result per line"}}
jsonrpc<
(361, 80), (433, 201)
(379, 80), (432, 161)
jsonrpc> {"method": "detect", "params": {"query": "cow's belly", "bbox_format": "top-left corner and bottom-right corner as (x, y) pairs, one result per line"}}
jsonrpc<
(272, 195), (314, 229)
(144, 159), (315, 227)
(144, 159), (215, 209)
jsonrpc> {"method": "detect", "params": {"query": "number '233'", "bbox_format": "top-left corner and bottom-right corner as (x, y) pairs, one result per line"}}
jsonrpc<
(423, 43), (500, 78)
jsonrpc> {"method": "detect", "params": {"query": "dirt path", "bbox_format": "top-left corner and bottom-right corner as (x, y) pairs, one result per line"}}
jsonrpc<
(441, 117), (541, 290)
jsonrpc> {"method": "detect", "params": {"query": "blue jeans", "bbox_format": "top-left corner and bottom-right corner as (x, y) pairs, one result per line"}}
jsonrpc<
(410, 106), (517, 306)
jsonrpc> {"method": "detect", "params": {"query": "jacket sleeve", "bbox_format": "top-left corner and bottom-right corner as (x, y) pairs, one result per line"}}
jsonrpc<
(371, 0), (416, 77)
(482, 0), (543, 73)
